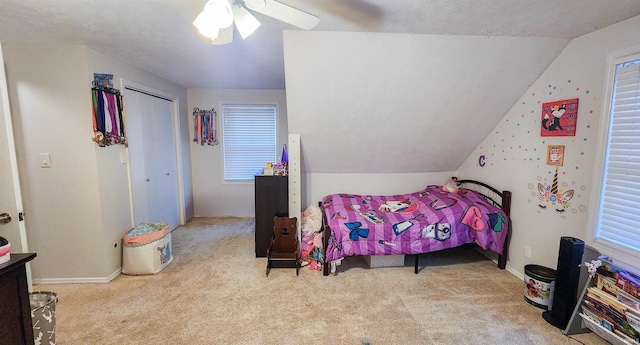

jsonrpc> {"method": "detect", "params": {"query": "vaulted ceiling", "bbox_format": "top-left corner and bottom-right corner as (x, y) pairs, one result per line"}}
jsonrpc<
(2, 1), (640, 174)
(1, 0), (639, 90)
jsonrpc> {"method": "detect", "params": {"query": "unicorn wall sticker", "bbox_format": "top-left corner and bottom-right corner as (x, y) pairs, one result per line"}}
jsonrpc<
(538, 167), (574, 213)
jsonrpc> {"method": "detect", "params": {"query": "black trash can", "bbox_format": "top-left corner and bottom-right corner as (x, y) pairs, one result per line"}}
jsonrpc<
(29, 291), (57, 345)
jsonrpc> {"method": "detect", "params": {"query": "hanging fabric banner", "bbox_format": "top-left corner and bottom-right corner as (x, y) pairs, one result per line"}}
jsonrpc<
(91, 83), (127, 147)
(192, 107), (217, 146)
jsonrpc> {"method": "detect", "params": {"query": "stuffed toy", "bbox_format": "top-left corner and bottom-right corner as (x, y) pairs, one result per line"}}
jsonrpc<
(301, 204), (322, 236)
(442, 177), (460, 193)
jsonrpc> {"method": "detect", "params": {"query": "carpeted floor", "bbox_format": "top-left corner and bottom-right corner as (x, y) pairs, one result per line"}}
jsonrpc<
(35, 217), (609, 344)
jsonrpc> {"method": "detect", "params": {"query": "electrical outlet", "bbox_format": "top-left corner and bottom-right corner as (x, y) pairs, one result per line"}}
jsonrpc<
(525, 246), (532, 259)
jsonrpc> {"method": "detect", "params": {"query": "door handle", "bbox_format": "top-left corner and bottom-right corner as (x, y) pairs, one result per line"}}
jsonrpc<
(0, 213), (11, 224)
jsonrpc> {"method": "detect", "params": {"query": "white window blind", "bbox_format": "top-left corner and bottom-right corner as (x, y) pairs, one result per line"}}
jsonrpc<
(221, 104), (277, 181)
(596, 55), (640, 257)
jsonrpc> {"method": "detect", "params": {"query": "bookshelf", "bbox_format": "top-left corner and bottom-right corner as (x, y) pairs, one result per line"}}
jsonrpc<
(565, 256), (639, 345)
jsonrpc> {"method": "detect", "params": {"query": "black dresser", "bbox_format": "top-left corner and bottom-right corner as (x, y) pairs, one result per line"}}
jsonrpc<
(0, 252), (36, 345)
(254, 174), (288, 257)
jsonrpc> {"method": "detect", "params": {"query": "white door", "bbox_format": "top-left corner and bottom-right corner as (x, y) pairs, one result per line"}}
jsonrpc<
(124, 88), (180, 230)
(0, 44), (29, 254)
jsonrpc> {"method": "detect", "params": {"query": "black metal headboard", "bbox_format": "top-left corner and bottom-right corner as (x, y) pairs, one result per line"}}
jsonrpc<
(455, 178), (512, 217)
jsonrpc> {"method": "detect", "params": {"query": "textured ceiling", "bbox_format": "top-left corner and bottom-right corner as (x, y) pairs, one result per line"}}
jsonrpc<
(1, 0), (639, 90)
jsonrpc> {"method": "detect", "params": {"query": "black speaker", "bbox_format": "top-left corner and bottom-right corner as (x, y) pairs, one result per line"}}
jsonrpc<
(543, 236), (584, 329)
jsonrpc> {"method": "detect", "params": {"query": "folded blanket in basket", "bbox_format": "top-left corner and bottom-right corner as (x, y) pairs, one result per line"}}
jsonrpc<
(124, 222), (170, 246)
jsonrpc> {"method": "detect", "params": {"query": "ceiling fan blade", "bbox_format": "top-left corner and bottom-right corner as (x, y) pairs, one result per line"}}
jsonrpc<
(245, 0), (319, 30)
(211, 25), (233, 45)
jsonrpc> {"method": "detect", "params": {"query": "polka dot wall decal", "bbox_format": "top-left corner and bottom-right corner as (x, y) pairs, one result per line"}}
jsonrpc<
(581, 152), (584, 155)
(577, 88), (580, 91)
(586, 90), (590, 94)
(568, 80), (571, 83)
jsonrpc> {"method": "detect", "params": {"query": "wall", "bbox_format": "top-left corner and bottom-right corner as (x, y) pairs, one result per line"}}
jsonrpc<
(457, 15), (640, 277)
(87, 48), (192, 276)
(3, 44), (191, 282)
(301, 172), (454, 210)
(283, 31), (568, 174)
(187, 88), (288, 217)
(4, 45), (107, 280)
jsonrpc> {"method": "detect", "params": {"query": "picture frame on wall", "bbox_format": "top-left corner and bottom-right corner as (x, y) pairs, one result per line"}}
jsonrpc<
(541, 98), (579, 136)
(546, 145), (565, 166)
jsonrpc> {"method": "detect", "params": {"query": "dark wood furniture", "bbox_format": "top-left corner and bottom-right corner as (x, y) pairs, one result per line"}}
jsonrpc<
(0, 252), (37, 345)
(266, 216), (299, 276)
(254, 174), (288, 257)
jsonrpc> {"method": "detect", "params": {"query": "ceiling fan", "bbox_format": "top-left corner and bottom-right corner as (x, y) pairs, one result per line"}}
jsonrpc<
(193, 0), (320, 45)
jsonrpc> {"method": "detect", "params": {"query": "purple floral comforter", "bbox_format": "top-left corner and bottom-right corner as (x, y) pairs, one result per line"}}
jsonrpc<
(322, 185), (509, 264)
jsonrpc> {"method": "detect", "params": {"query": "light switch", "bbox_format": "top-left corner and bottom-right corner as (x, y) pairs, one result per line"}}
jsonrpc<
(119, 152), (127, 164)
(39, 153), (51, 168)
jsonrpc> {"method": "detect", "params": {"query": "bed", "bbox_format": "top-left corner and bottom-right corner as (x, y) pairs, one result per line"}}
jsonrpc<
(320, 179), (512, 276)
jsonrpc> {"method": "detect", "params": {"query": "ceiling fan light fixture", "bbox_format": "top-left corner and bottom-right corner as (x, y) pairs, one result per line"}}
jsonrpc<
(193, 0), (233, 38)
(244, 0), (266, 11)
(198, 25), (220, 40)
(232, 4), (262, 39)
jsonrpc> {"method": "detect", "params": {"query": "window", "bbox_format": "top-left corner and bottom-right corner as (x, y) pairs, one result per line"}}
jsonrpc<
(592, 51), (640, 261)
(221, 104), (277, 181)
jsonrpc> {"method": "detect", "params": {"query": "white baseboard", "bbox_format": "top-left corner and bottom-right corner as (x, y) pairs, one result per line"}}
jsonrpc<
(476, 247), (524, 281)
(33, 267), (121, 285)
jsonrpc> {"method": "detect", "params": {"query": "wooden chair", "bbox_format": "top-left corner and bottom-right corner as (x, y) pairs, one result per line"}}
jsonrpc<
(266, 216), (299, 276)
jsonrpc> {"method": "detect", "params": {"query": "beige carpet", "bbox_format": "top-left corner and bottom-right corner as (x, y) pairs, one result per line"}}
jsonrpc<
(35, 217), (609, 345)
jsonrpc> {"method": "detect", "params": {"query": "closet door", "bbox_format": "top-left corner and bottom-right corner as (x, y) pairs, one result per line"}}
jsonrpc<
(125, 88), (180, 230)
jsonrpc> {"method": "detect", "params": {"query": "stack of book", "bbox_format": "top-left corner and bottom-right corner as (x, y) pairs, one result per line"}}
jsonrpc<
(580, 257), (640, 344)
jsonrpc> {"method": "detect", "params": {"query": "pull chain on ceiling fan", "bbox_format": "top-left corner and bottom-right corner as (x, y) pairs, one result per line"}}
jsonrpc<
(193, 0), (320, 45)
